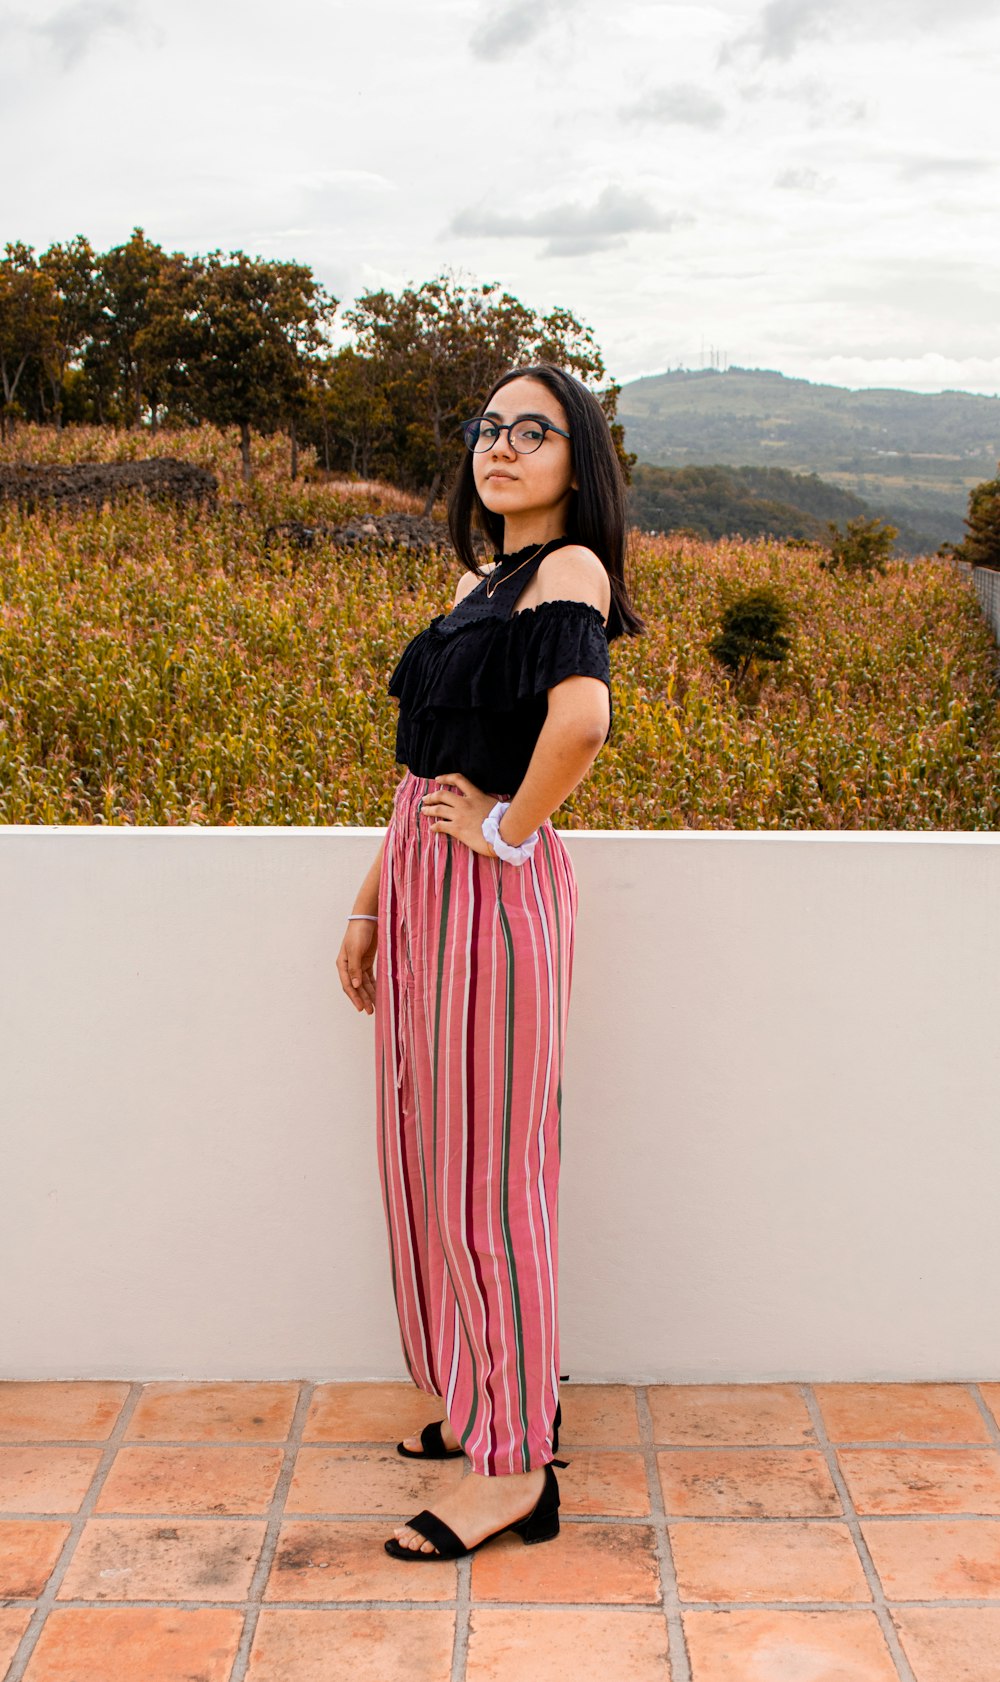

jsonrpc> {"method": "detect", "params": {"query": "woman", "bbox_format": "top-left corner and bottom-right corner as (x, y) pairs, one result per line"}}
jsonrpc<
(337, 361), (644, 1561)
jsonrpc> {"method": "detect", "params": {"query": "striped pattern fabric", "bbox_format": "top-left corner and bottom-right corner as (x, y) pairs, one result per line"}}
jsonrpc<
(374, 769), (578, 1476)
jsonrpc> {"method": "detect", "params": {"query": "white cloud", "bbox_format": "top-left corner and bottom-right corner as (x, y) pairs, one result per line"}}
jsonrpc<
(797, 352), (1000, 395)
(10, 0), (142, 71)
(449, 183), (691, 258)
(722, 0), (828, 63)
(774, 166), (835, 191)
(897, 155), (995, 181)
(469, 0), (574, 61)
(736, 74), (867, 129)
(0, 0), (998, 394)
(621, 82), (727, 129)
(720, 0), (999, 63)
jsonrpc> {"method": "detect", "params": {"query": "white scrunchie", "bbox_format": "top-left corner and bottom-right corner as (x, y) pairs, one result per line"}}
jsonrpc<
(481, 800), (540, 866)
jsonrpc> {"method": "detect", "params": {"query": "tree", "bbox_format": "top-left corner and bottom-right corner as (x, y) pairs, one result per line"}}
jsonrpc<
(131, 250), (203, 429)
(37, 235), (103, 430)
(311, 346), (393, 478)
(953, 466), (1000, 571)
(595, 379), (637, 483)
(819, 515), (897, 579)
(0, 242), (58, 440)
(139, 250), (338, 482)
(709, 585), (793, 692)
(343, 269), (624, 515)
(87, 227), (169, 428)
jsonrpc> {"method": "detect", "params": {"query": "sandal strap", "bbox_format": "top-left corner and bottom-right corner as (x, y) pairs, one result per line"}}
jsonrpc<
(420, 1421), (448, 1455)
(406, 1508), (468, 1558)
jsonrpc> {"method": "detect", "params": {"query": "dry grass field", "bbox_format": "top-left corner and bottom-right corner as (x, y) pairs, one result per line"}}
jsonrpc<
(2, 423), (998, 829)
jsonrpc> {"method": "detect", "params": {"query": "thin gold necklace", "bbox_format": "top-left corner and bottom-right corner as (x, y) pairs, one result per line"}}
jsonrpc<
(485, 539), (549, 599)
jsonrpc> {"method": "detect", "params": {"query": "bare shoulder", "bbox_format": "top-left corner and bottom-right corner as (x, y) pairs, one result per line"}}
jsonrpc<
(536, 544), (612, 624)
(453, 562), (497, 606)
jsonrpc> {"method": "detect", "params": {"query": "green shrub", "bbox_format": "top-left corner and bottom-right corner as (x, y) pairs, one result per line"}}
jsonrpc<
(820, 516), (897, 579)
(709, 585), (793, 692)
(954, 472), (1000, 571)
(3, 423), (1000, 829)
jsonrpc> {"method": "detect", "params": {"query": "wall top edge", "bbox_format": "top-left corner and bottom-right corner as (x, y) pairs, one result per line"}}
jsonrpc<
(0, 827), (998, 846)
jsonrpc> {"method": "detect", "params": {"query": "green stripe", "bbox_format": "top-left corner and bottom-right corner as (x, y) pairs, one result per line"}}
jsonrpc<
(382, 986), (420, 1386)
(430, 838), (452, 1236)
(539, 828), (565, 1155)
(410, 779), (425, 1250)
(414, 1025), (431, 1257)
(379, 1037), (401, 1327)
(461, 1328), (479, 1453)
(432, 840), (481, 1454)
(495, 870), (531, 1469)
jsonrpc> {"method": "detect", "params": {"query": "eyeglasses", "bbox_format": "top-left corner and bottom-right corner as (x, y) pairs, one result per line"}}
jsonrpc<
(462, 416), (571, 455)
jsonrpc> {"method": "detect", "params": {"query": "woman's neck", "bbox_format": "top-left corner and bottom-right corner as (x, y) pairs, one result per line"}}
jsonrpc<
(500, 514), (569, 553)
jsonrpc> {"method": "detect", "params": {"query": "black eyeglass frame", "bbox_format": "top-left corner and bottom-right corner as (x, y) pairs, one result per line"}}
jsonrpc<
(461, 416), (572, 454)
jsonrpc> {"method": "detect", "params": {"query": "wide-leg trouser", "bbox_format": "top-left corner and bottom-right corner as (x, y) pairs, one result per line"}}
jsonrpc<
(373, 769), (578, 1477)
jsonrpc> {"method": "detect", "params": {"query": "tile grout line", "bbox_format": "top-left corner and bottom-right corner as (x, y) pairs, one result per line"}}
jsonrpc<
(801, 1383), (918, 1682)
(636, 1384), (692, 1682)
(6, 1380), (1000, 1672)
(7, 1431), (1000, 1463)
(451, 1456), (473, 1682)
(4, 1382), (147, 1682)
(970, 1382), (1000, 1450)
(227, 1379), (315, 1682)
(220, 1386), (464, 1676)
(2, 1595), (706, 1610)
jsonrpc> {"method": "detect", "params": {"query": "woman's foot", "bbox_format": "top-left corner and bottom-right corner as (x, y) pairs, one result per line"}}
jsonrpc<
(400, 1415), (461, 1454)
(390, 1464), (548, 1554)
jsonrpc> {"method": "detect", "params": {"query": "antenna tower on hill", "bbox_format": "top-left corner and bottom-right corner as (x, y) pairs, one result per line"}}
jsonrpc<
(699, 340), (730, 371)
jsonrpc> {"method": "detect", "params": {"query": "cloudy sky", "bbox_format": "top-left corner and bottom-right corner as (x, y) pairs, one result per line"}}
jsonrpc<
(2, 0), (999, 394)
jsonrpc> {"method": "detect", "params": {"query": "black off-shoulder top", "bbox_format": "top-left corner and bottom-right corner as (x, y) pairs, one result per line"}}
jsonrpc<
(387, 535), (615, 795)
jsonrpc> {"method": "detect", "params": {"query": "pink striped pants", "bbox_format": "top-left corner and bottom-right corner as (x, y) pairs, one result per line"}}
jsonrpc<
(374, 769), (578, 1477)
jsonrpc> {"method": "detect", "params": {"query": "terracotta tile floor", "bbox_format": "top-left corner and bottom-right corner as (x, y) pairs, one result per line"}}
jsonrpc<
(3, 1379), (1000, 1680)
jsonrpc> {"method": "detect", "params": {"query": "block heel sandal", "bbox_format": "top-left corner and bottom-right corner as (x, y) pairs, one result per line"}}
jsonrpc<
(397, 1398), (562, 1459)
(384, 1457), (570, 1560)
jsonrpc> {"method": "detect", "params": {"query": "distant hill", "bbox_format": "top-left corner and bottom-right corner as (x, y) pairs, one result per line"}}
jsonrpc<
(618, 367), (1000, 552)
(627, 462), (931, 553)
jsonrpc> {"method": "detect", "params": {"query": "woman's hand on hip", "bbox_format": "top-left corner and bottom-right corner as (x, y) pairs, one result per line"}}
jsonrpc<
(422, 772), (497, 858)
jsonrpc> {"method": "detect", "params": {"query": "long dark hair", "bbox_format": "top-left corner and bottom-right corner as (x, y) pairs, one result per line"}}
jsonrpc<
(446, 362), (645, 642)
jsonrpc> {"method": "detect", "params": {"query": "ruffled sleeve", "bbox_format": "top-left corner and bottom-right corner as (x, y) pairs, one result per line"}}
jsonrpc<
(389, 599), (611, 717)
(385, 614), (445, 703)
(510, 599), (611, 704)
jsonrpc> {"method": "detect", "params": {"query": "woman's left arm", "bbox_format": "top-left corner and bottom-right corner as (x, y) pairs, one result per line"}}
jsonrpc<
(500, 544), (611, 840)
(493, 677), (609, 845)
(430, 545), (611, 852)
(430, 678), (608, 853)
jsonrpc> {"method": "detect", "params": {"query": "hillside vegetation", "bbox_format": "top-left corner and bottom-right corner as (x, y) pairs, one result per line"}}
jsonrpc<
(620, 367), (1000, 550)
(2, 424), (998, 830)
(628, 462), (929, 554)
(0, 236), (626, 512)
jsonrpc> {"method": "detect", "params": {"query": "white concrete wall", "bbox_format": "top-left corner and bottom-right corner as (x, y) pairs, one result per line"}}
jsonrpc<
(2, 825), (999, 1383)
(973, 565), (1000, 646)
(953, 556), (1000, 656)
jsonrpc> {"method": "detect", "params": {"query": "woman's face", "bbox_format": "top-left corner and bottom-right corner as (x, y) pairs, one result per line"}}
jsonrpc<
(472, 376), (577, 526)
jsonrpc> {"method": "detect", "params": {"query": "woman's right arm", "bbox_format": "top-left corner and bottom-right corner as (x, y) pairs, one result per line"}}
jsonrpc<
(337, 833), (386, 1016)
(344, 574), (474, 1011)
(351, 832), (386, 919)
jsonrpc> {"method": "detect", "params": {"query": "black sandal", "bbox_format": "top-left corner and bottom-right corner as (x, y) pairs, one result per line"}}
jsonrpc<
(384, 1458), (570, 1559)
(396, 1400), (561, 1460)
(396, 1419), (464, 1460)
